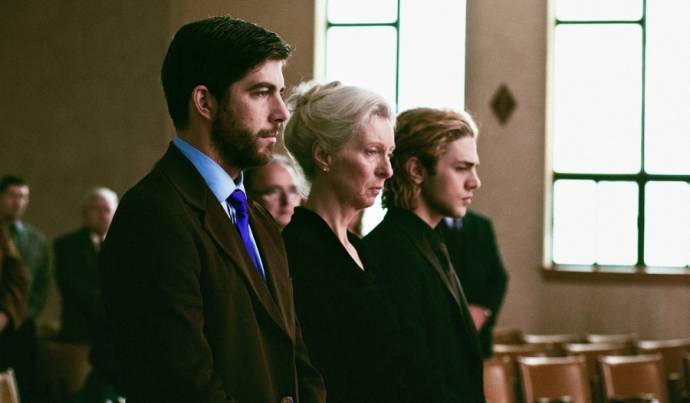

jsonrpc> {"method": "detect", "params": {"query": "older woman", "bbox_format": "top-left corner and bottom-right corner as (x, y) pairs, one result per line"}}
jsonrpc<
(244, 154), (303, 230)
(282, 81), (404, 402)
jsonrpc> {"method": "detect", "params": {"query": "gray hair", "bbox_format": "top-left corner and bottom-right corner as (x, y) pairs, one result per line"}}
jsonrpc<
(283, 81), (394, 181)
(82, 187), (118, 210)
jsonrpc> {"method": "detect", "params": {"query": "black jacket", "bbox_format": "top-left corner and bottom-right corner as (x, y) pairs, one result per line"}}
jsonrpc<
(364, 208), (485, 403)
(438, 211), (509, 358)
(54, 227), (102, 342)
(283, 207), (407, 403)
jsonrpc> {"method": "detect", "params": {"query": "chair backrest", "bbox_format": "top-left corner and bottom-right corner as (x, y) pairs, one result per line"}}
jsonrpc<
(586, 333), (638, 347)
(564, 342), (633, 380)
(494, 328), (525, 345)
(484, 356), (517, 403)
(524, 334), (584, 356)
(0, 368), (21, 403)
(518, 356), (591, 403)
(494, 343), (552, 361)
(599, 354), (668, 403)
(637, 338), (690, 381)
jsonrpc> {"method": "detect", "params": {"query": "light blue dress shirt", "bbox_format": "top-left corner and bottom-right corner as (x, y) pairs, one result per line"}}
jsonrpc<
(172, 137), (266, 275)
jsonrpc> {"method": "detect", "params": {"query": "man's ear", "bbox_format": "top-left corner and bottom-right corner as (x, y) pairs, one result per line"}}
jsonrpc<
(312, 143), (332, 173)
(190, 85), (217, 122)
(404, 157), (426, 185)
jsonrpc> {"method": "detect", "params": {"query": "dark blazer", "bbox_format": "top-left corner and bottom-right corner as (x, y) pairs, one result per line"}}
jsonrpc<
(364, 208), (485, 403)
(439, 211), (509, 358)
(283, 207), (406, 403)
(100, 144), (326, 403)
(54, 227), (102, 342)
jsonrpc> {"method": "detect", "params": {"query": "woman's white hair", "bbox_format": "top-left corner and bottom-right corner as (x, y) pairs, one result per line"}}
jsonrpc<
(283, 80), (393, 181)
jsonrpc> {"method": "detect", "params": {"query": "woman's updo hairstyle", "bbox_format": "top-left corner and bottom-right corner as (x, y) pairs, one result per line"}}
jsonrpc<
(283, 80), (393, 181)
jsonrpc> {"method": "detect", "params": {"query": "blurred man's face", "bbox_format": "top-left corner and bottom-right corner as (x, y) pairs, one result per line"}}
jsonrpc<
(0, 185), (30, 222)
(83, 195), (116, 236)
(248, 163), (301, 229)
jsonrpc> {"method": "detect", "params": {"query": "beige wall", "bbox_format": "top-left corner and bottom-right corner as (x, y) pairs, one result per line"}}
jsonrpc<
(2, 0), (687, 337)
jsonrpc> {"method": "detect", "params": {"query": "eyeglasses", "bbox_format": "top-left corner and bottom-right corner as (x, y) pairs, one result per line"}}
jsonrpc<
(254, 186), (302, 203)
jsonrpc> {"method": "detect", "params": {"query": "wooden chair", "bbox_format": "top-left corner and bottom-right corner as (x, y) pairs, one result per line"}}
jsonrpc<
(637, 338), (690, 402)
(494, 343), (552, 362)
(0, 368), (21, 403)
(524, 334), (584, 356)
(494, 328), (525, 345)
(565, 343), (633, 403)
(587, 334), (638, 349)
(484, 356), (517, 403)
(566, 343), (633, 378)
(494, 344), (552, 401)
(599, 354), (668, 403)
(518, 356), (591, 403)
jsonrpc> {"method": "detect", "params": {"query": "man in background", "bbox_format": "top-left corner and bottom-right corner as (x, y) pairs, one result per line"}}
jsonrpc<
(55, 187), (118, 343)
(55, 188), (123, 403)
(244, 154), (303, 230)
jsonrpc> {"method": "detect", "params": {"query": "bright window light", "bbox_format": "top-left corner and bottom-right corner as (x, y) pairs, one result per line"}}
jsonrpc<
(553, 24), (642, 174)
(645, 182), (690, 266)
(555, 0), (643, 21)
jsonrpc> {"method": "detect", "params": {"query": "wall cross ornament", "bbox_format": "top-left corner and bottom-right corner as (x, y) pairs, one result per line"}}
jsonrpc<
(490, 84), (517, 125)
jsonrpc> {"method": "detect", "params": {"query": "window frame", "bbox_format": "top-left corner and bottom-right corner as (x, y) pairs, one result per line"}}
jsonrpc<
(544, 0), (690, 275)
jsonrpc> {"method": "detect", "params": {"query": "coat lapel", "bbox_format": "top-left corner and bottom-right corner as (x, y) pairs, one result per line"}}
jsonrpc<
(202, 198), (290, 336)
(248, 203), (294, 337)
(412, 236), (463, 308)
(158, 144), (291, 337)
(389, 210), (464, 310)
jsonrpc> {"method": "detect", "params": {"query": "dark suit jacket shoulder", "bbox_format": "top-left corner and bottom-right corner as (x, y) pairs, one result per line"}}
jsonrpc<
(54, 227), (102, 342)
(101, 144), (325, 403)
(364, 208), (485, 403)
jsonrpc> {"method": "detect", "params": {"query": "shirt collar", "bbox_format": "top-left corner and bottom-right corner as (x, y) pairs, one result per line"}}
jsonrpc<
(172, 137), (246, 203)
(387, 207), (445, 246)
(443, 216), (464, 230)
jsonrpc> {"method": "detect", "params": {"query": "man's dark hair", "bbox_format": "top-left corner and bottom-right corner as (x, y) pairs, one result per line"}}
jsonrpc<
(0, 175), (27, 194)
(161, 16), (292, 129)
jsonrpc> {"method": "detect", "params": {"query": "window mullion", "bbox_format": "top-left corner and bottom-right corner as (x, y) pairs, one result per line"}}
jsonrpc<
(638, 0), (648, 266)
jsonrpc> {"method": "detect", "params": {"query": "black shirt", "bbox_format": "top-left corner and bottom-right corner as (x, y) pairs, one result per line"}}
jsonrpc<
(283, 207), (406, 403)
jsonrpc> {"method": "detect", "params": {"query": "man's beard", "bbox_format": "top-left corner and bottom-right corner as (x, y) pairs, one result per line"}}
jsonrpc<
(211, 110), (278, 170)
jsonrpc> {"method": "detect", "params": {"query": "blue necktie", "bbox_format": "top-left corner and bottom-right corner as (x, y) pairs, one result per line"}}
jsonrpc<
(227, 189), (265, 280)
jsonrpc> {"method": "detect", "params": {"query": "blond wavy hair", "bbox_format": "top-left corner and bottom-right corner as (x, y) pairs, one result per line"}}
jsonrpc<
(383, 107), (478, 210)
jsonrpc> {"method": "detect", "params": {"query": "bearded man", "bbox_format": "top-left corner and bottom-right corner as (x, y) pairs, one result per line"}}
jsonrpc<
(100, 16), (326, 403)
